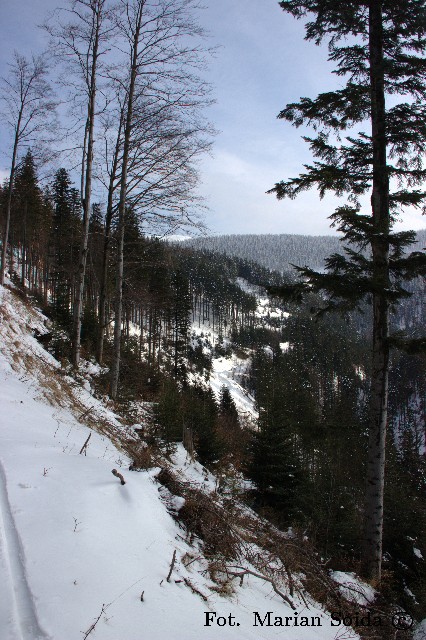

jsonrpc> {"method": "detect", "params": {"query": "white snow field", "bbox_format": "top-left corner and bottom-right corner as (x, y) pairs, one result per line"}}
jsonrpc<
(0, 283), (362, 640)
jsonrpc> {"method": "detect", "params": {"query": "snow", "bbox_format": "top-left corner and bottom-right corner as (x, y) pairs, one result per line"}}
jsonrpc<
(235, 278), (261, 295)
(414, 619), (426, 640)
(210, 354), (257, 419)
(166, 234), (191, 242)
(0, 284), (360, 640)
(235, 278), (290, 323)
(330, 571), (376, 606)
(189, 320), (257, 420)
(171, 443), (217, 492)
(405, 586), (418, 603)
(187, 272), (292, 422)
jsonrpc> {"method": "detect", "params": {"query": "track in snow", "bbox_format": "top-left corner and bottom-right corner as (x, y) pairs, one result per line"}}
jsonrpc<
(0, 462), (50, 640)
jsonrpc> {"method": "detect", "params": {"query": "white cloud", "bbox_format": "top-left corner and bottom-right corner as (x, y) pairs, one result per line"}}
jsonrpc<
(199, 149), (344, 236)
(1, 0), (424, 237)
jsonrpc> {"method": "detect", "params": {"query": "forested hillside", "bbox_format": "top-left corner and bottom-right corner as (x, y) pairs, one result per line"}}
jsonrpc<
(1, 148), (425, 630)
(184, 230), (426, 273)
(1, 0), (426, 637)
(183, 232), (426, 342)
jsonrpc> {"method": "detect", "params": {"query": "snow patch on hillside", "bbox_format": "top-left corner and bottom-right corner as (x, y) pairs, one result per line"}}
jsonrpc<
(189, 322), (256, 420)
(188, 276), (291, 420)
(210, 355), (257, 419)
(235, 277), (289, 323)
(330, 571), (376, 606)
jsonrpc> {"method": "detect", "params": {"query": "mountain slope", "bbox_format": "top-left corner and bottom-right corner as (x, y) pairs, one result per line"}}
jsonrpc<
(0, 283), (365, 640)
(183, 230), (426, 274)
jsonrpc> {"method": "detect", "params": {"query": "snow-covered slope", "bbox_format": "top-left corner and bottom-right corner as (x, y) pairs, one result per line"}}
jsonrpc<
(188, 277), (290, 422)
(189, 323), (256, 419)
(0, 284), (361, 640)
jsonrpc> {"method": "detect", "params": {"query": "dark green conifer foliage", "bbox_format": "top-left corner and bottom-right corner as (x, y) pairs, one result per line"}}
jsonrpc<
(50, 168), (81, 327)
(80, 204), (104, 356)
(169, 268), (191, 380)
(86, 203), (104, 320)
(271, 0), (426, 582)
(155, 379), (183, 455)
(184, 385), (221, 466)
(384, 437), (426, 616)
(11, 151), (51, 289)
(248, 346), (309, 522)
(250, 399), (306, 523)
(219, 385), (239, 425)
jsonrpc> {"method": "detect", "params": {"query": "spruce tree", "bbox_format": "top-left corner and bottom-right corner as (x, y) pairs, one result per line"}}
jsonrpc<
(11, 151), (49, 287)
(184, 385), (221, 466)
(169, 268), (192, 381)
(249, 394), (306, 523)
(271, 0), (426, 581)
(156, 378), (183, 455)
(219, 385), (239, 425)
(50, 168), (81, 326)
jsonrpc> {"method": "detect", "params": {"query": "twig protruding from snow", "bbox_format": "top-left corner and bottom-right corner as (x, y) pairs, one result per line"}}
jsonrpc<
(112, 468), (126, 485)
(227, 566), (296, 610)
(82, 604), (107, 639)
(79, 406), (94, 421)
(167, 550), (177, 582)
(183, 578), (208, 602)
(79, 433), (91, 455)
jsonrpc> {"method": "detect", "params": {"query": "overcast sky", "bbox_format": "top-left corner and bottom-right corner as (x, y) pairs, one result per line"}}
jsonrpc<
(1, 0), (425, 236)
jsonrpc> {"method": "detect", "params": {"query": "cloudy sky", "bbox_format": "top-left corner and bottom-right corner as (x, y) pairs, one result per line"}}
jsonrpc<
(1, 0), (425, 236)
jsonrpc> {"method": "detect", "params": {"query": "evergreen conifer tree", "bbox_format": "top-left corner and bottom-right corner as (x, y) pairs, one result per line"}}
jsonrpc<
(50, 168), (81, 325)
(184, 385), (221, 466)
(270, 0), (426, 581)
(156, 378), (183, 455)
(219, 385), (239, 425)
(169, 268), (192, 381)
(11, 151), (49, 287)
(249, 397), (306, 523)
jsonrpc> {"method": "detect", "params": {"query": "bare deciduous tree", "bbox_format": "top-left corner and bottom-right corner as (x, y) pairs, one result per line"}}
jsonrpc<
(45, 0), (114, 367)
(107, 0), (214, 398)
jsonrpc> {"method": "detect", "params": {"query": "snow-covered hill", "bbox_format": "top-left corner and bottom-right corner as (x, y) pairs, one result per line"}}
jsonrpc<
(182, 230), (426, 275)
(0, 283), (369, 640)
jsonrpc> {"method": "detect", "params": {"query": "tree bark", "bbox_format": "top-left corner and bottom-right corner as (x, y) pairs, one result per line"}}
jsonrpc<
(110, 1), (144, 398)
(97, 113), (124, 364)
(72, 6), (101, 368)
(363, 0), (390, 584)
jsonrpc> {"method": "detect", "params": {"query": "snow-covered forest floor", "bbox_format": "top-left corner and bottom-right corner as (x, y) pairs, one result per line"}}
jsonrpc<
(2, 281), (424, 640)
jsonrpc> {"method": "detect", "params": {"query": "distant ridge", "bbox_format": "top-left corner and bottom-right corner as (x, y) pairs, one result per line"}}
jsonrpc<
(183, 230), (426, 274)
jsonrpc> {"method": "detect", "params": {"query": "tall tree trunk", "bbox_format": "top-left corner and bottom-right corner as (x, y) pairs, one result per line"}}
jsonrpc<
(110, 3), (143, 399)
(72, 10), (101, 368)
(97, 112), (124, 364)
(363, 0), (390, 584)
(21, 201), (28, 286)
